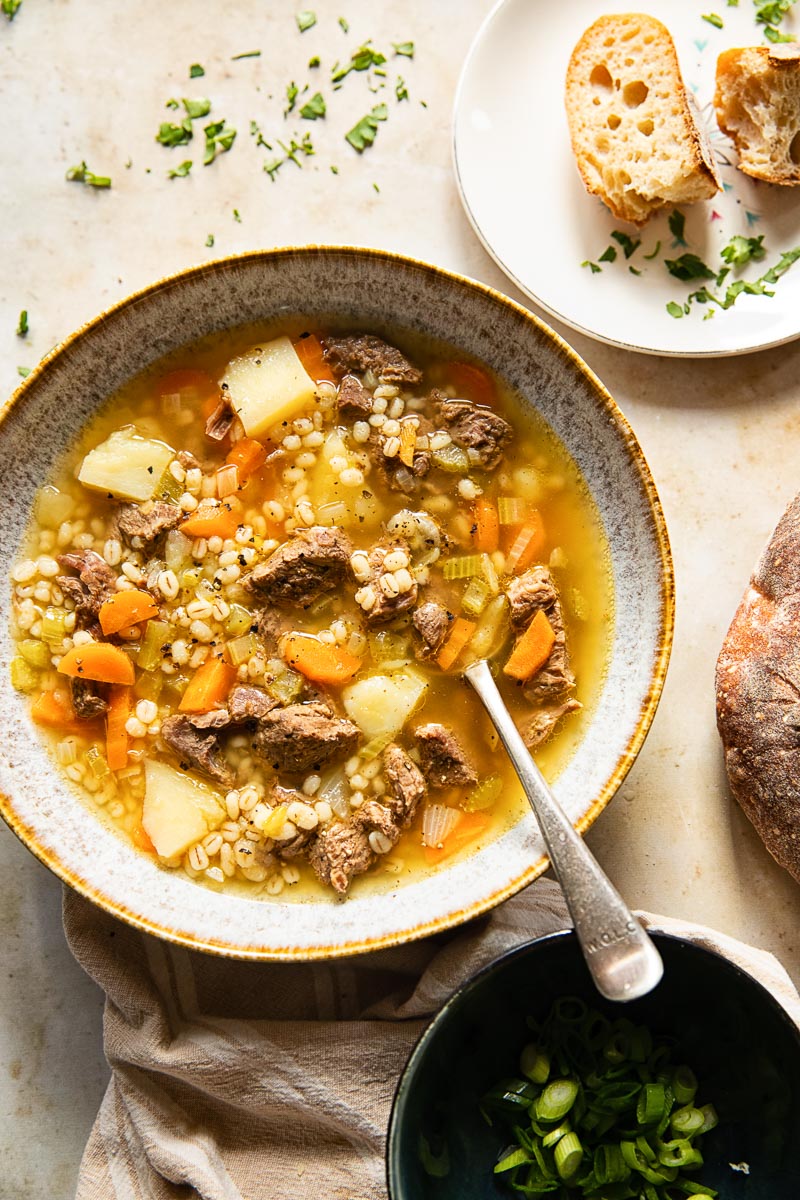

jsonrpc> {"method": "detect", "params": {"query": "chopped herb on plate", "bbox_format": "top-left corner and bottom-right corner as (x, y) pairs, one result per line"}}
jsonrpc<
(300, 91), (326, 119)
(664, 253), (717, 281)
(309, 55), (321, 68)
(702, 12), (724, 27)
(345, 103), (388, 151)
(598, 246), (617, 263)
(296, 10), (316, 32)
(581, 260), (601, 274)
(393, 41), (415, 57)
(668, 209), (686, 241)
(2, 0), (22, 19)
(66, 162), (112, 188)
(332, 43), (387, 84)
(338, 16), (349, 32)
(203, 119), (236, 164)
(285, 81), (299, 113)
(206, 234), (215, 247)
(183, 97), (211, 120)
(17, 366), (31, 378)
(644, 241), (661, 260)
(396, 76), (409, 101)
(167, 160), (192, 179)
(156, 118), (193, 147)
(233, 208), (242, 222)
(16, 310), (28, 337)
(721, 234), (766, 266)
(611, 230), (641, 258)
(189, 63), (205, 78)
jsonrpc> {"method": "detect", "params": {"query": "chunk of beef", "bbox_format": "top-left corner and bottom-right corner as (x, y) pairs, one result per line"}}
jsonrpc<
(71, 677), (109, 720)
(360, 539), (418, 625)
(353, 799), (401, 848)
(506, 567), (576, 700)
(177, 449), (200, 471)
(434, 397), (512, 470)
(117, 501), (181, 553)
(57, 550), (117, 622)
(229, 684), (278, 722)
(522, 699), (582, 749)
(413, 600), (453, 660)
(323, 334), (422, 385)
(383, 743), (426, 826)
(414, 723), (477, 789)
(160, 715), (234, 787)
(257, 608), (293, 654)
(367, 433), (431, 496)
(205, 394), (235, 440)
(307, 820), (374, 894)
(244, 526), (352, 608)
(337, 374), (372, 418)
(252, 702), (360, 773)
(187, 708), (232, 730)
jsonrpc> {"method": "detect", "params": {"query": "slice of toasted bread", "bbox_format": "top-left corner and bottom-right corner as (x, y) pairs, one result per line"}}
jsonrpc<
(565, 13), (721, 225)
(715, 44), (800, 185)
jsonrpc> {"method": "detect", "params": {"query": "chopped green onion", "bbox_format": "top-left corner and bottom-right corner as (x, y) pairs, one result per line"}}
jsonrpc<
(637, 1083), (668, 1126)
(697, 1104), (718, 1134)
(670, 1105), (704, 1137)
(536, 1079), (579, 1122)
(463, 774), (503, 813)
(493, 1146), (530, 1174)
(658, 1138), (703, 1169)
(520, 1043), (551, 1084)
(498, 495), (528, 525)
(672, 1066), (697, 1106)
(554, 1131), (583, 1180)
(541, 1120), (570, 1148)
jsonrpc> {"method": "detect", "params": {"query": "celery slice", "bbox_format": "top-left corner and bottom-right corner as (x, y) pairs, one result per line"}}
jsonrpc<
(431, 444), (470, 473)
(11, 657), (39, 693)
(226, 633), (259, 666)
(498, 496), (528, 525)
(368, 631), (411, 668)
(41, 606), (68, 644)
(19, 638), (52, 668)
(443, 554), (484, 581)
(137, 620), (172, 671)
(463, 774), (503, 811)
(461, 577), (491, 616)
(225, 603), (254, 637)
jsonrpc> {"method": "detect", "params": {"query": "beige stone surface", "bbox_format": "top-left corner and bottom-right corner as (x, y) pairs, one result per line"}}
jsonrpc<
(2, 0), (800, 1194)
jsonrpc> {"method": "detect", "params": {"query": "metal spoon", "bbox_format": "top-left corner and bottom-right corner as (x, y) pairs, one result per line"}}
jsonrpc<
(464, 658), (663, 1003)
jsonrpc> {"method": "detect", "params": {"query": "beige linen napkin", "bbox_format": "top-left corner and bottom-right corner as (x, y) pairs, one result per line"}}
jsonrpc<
(64, 879), (800, 1200)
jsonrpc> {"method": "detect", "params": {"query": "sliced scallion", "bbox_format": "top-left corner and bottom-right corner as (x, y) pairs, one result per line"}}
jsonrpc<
(554, 1131), (583, 1180)
(536, 1078), (579, 1122)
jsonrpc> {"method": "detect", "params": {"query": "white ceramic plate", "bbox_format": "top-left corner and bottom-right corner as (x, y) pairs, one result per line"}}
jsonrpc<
(454, 0), (800, 356)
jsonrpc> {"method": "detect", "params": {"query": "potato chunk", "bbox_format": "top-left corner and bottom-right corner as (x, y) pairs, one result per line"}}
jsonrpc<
(342, 670), (427, 740)
(221, 336), (316, 438)
(78, 427), (175, 503)
(142, 759), (225, 859)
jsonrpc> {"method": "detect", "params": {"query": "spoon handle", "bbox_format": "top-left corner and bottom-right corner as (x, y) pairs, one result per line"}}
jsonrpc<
(464, 659), (663, 1003)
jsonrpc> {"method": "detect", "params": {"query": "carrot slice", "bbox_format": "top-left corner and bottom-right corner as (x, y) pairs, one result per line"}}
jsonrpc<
(293, 333), (337, 384)
(282, 633), (362, 686)
(31, 689), (77, 729)
(179, 657), (237, 713)
(132, 822), (157, 854)
(473, 497), (499, 554)
(106, 685), (131, 771)
(226, 437), (268, 482)
(155, 369), (220, 408)
(180, 502), (239, 541)
(424, 811), (492, 864)
(504, 610), (556, 682)
(447, 361), (497, 407)
(99, 590), (159, 637)
(58, 643), (135, 686)
(436, 617), (477, 672)
(505, 513), (546, 574)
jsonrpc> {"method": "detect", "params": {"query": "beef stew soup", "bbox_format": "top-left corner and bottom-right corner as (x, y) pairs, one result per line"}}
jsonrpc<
(9, 324), (612, 899)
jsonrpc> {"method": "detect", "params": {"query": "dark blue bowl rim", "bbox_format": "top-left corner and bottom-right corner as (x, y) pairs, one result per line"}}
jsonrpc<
(385, 926), (800, 1199)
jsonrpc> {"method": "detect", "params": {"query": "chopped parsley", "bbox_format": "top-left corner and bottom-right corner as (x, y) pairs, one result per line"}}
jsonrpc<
(643, 241), (661, 260)
(285, 81), (299, 113)
(233, 208), (242, 222)
(667, 244), (800, 316)
(65, 161), (112, 188)
(668, 210), (686, 241)
(296, 10), (317, 32)
(203, 119), (237, 164)
(338, 16), (349, 32)
(17, 366), (31, 378)
(231, 49), (261, 60)
(611, 230), (641, 259)
(664, 253), (717, 281)
(629, 266), (642, 275)
(165, 98), (180, 109)
(330, 164), (339, 174)
(189, 63), (205, 78)
(581, 260), (602, 274)
(393, 41), (415, 57)
(666, 301), (685, 319)
(183, 97), (211, 119)
(702, 13), (724, 27)
(372, 181), (380, 193)
(345, 103), (388, 151)
(300, 91), (326, 119)
(206, 234), (215, 247)
(309, 55), (321, 68)
(2, 0), (22, 19)
(598, 246), (617, 263)
(263, 133), (315, 180)
(754, 0), (796, 40)
(332, 43), (387, 84)
(156, 118), (193, 147)
(395, 76), (409, 101)
(720, 234), (766, 266)
(16, 310), (28, 337)
(167, 159), (192, 178)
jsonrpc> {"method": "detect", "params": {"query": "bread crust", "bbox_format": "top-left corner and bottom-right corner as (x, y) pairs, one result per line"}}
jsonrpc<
(716, 492), (800, 883)
(565, 14), (720, 225)
(714, 45), (800, 185)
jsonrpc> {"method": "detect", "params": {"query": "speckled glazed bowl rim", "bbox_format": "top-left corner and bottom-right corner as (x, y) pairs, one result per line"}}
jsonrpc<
(385, 928), (800, 1200)
(0, 246), (674, 960)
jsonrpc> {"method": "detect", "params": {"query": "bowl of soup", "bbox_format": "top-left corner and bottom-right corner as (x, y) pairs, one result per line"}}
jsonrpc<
(0, 247), (673, 958)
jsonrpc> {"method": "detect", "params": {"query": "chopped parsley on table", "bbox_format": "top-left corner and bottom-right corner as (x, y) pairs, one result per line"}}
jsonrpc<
(393, 41), (415, 57)
(395, 77), (409, 101)
(702, 12), (724, 26)
(611, 230), (640, 258)
(285, 81), (299, 114)
(167, 159), (192, 179)
(233, 208), (242, 222)
(263, 133), (315, 180)
(338, 16), (349, 32)
(300, 91), (326, 119)
(189, 63), (205, 78)
(332, 43), (387, 85)
(203, 119), (236, 164)
(755, 0), (796, 41)
(345, 103), (388, 151)
(1, 0), (22, 19)
(17, 366), (31, 378)
(231, 49), (261, 60)
(205, 234), (215, 247)
(65, 162), (111, 188)
(16, 310), (28, 337)
(296, 10), (316, 32)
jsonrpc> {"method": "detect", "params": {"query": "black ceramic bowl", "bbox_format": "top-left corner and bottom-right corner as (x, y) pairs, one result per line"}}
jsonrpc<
(387, 930), (800, 1199)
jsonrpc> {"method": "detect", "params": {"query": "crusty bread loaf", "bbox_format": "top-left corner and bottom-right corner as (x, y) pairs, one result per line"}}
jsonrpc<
(565, 14), (721, 225)
(716, 492), (800, 884)
(715, 44), (800, 185)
